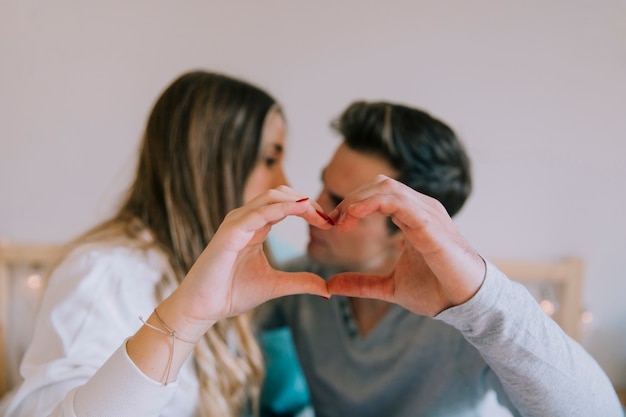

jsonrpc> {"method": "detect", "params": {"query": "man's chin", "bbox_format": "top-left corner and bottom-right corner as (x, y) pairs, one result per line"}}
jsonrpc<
(306, 242), (322, 261)
(307, 243), (330, 264)
(307, 244), (345, 270)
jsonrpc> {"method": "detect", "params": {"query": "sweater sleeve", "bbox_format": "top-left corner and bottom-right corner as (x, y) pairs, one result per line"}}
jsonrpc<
(2, 245), (191, 417)
(62, 342), (178, 417)
(435, 260), (622, 417)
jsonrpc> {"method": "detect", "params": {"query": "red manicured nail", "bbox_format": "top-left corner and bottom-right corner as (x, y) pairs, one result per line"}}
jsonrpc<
(295, 197), (309, 203)
(316, 209), (335, 225)
(318, 295), (330, 300)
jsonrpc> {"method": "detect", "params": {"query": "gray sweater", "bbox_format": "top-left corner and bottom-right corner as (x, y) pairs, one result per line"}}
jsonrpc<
(257, 257), (622, 417)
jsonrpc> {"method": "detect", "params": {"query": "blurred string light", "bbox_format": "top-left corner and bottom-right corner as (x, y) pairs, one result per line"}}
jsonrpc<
(535, 282), (593, 330)
(26, 273), (42, 290)
(539, 299), (556, 316)
(538, 282), (559, 318)
(580, 310), (594, 325)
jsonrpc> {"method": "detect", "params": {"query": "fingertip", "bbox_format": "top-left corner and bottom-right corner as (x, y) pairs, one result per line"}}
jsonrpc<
(310, 289), (332, 300)
(310, 221), (333, 231)
(315, 209), (335, 225)
(328, 204), (352, 226)
(273, 271), (329, 299)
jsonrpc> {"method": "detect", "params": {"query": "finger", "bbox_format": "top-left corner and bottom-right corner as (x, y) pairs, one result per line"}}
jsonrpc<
(253, 195), (334, 230)
(326, 272), (394, 302)
(330, 193), (412, 232)
(242, 187), (306, 210)
(238, 188), (333, 230)
(326, 175), (400, 229)
(328, 177), (440, 232)
(270, 270), (330, 299)
(240, 199), (309, 232)
(265, 188), (335, 228)
(246, 199), (334, 232)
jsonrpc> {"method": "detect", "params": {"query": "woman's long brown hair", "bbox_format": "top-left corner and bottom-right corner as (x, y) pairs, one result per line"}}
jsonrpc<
(70, 70), (277, 416)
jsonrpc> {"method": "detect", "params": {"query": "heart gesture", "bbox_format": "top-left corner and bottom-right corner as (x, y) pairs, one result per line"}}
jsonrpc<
(326, 175), (486, 316)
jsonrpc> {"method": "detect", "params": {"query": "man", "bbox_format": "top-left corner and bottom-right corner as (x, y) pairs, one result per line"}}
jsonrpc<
(258, 101), (621, 416)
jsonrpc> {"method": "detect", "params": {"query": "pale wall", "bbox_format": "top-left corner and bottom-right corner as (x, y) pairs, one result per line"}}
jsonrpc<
(1, 0), (625, 387)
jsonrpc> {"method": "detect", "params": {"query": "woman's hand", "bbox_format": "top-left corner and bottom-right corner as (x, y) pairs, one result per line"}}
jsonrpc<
(326, 175), (486, 316)
(167, 186), (332, 336)
(128, 186), (331, 384)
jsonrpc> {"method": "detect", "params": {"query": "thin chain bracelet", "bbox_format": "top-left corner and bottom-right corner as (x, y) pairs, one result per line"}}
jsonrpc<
(138, 308), (198, 385)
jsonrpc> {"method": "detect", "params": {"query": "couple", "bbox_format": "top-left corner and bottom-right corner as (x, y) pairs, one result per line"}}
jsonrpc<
(1, 70), (621, 417)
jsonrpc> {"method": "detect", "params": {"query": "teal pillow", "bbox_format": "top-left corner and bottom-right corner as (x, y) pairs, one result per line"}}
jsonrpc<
(259, 327), (311, 416)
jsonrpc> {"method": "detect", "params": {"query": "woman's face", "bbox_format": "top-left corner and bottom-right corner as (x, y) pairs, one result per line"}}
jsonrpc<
(243, 110), (288, 203)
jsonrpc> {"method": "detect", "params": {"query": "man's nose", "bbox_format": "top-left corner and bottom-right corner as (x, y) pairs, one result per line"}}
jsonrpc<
(316, 192), (334, 213)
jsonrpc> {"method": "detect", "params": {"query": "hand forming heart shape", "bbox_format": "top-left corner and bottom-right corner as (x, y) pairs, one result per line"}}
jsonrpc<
(171, 176), (486, 337)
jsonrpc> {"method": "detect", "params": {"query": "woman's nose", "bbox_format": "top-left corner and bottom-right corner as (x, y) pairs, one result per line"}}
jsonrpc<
(275, 166), (288, 187)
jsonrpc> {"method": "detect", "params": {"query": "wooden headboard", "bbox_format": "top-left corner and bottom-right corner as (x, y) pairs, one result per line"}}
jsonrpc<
(492, 257), (584, 341)
(0, 242), (63, 397)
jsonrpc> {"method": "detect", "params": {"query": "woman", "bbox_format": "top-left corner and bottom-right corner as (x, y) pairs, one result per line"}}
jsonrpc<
(2, 70), (331, 417)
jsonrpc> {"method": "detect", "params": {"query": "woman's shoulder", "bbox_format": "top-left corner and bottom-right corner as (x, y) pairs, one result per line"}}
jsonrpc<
(47, 240), (168, 298)
(62, 240), (163, 271)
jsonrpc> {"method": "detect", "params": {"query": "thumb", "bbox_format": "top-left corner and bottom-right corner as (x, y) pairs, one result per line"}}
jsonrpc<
(327, 272), (393, 302)
(270, 271), (330, 299)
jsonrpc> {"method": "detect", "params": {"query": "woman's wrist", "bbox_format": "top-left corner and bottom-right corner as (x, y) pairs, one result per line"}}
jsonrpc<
(156, 292), (216, 343)
(126, 292), (216, 384)
(126, 322), (193, 384)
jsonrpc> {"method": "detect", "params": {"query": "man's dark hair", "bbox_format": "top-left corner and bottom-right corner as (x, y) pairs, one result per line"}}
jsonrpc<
(332, 101), (472, 228)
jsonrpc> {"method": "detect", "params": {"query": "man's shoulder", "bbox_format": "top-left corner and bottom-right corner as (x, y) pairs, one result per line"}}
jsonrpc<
(280, 255), (314, 272)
